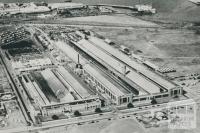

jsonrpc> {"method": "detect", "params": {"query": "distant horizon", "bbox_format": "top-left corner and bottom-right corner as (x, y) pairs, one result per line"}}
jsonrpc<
(0, 0), (151, 5)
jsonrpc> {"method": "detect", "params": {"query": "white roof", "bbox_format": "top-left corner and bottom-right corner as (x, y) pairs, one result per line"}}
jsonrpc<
(55, 41), (85, 64)
(23, 75), (50, 106)
(49, 3), (84, 9)
(89, 37), (176, 90)
(57, 66), (91, 99)
(78, 39), (161, 94)
(55, 41), (126, 97)
(84, 63), (126, 97)
(143, 61), (158, 70)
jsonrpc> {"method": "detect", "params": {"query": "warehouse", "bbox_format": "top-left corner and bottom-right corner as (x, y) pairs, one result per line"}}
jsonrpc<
(40, 69), (74, 102)
(56, 66), (94, 99)
(75, 39), (161, 94)
(78, 37), (182, 97)
(89, 37), (178, 91)
(40, 97), (101, 116)
(19, 68), (102, 120)
(83, 63), (132, 105)
(55, 41), (132, 105)
(20, 74), (50, 106)
(49, 3), (85, 10)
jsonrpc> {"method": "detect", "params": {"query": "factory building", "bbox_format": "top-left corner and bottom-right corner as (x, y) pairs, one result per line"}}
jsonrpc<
(135, 5), (156, 14)
(56, 66), (94, 99)
(68, 36), (182, 105)
(55, 41), (132, 105)
(88, 37), (180, 94)
(19, 66), (101, 121)
(40, 97), (101, 116)
(20, 74), (50, 107)
(10, 56), (52, 72)
(41, 69), (68, 100)
(83, 64), (132, 105)
(49, 3), (85, 10)
(0, 2), (50, 15)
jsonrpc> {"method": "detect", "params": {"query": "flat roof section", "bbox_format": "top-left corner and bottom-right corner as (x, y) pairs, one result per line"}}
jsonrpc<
(57, 66), (91, 99)
(22, 75), (45, 106)
(89, 37), (177, 90)
(55, 41), (85, 64)
(92, 64), (131, 95)
(84, 63), (127, 97)
(77, 39), (161, 94)
(55, 41), (129, 97)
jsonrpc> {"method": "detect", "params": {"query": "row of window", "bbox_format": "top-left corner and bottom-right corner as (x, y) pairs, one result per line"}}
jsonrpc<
(83, 70), (117, 102)
(133, 93), (170, 102)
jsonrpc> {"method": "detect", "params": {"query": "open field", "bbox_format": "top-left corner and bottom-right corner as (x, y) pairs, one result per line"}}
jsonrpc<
(33, 23), (200, 133)
(83, 26), (200, 77)
(1, 0), (200, 23)
(56, 14), (159, 28)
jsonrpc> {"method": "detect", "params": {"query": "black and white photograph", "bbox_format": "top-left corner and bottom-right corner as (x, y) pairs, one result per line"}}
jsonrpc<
(0, 0), (199, 133)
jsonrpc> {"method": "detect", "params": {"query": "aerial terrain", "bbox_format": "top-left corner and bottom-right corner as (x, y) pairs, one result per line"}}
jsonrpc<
(0, 0), (199, 133)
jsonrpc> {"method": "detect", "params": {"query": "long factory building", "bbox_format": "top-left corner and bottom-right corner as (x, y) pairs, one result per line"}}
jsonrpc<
(39, 67), (101, 116)
(55, 41), (133, 105)
(19, 66), (101, 119)
(66, 36), (182, 103)
(89, 37), (177, 91)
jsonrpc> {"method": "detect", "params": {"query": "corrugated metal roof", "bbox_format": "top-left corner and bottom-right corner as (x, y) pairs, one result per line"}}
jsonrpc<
(84, 63), (126, 97)
(57, 66), (91, 99)
(89, 37), (176, 90)
(41, 69), (67, 99)
(78, 39), (161, 94)
(55, 41), (127, 97)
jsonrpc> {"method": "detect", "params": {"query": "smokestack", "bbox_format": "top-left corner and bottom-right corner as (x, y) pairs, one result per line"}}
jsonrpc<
(76, 54), (83, 69)
(78, 54), (80, 64)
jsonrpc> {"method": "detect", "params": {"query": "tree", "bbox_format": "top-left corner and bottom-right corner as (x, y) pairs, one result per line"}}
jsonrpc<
(182, 83), (186, 86)
(151, 98), (157, 105)
(74, 110), (81, 117)
(52, 115), (59, 120)
(127, 103), (134, 108)
(95, 108), (102, 113)
(101, 100), (105, 107)
(174, 95), (179, 99)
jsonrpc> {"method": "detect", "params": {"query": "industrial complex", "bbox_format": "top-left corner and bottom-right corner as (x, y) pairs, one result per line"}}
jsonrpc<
(0, 1), (198, 133)
(0, 23), (195, 132)
(0, 23), (185, 123)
